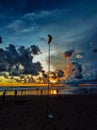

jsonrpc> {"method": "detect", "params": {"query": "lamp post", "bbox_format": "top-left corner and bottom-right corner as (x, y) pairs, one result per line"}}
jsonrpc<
(48, 34), (52, 95)
(46, 34), (53, 119)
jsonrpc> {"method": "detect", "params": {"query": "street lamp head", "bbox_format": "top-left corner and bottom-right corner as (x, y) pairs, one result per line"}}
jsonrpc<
(48, 34), (52, 44)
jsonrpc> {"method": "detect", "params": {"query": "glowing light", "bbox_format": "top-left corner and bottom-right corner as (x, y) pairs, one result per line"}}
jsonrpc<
(0, 62), (75, 86)
(76, 54), (83, 59)
(50, 79), (58, 84)
(50, 90), (57, 95)
(53, 90), (57, 94)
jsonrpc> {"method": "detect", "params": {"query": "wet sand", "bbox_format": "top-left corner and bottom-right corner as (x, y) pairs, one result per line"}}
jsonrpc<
(0, 94), (97, 130)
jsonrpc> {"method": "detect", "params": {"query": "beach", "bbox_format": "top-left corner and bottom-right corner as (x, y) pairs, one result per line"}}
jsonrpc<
(0, 94), (97, 130)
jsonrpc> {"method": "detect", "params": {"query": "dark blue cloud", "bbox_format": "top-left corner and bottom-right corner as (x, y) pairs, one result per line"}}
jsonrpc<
(0, 44), (42, 75)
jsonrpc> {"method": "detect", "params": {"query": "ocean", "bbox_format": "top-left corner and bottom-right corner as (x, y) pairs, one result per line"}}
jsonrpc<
(0, 85), (97, 96)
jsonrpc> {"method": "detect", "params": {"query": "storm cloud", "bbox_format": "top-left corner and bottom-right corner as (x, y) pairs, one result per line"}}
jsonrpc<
(71, 62), (82, 79)
(57, 70), (64, 77)
(64, 50), (74, 59)
(0, 44), (43, 76)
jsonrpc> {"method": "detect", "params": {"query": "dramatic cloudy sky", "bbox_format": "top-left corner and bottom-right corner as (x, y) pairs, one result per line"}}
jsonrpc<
(0, 0), (97, 73)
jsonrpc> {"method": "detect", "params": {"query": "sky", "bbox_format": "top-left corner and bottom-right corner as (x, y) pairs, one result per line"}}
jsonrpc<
(0, 0), (97, 80)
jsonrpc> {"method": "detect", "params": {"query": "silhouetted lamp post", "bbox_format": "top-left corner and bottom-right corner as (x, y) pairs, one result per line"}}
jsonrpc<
(46, 34), (53, 119)
(48, 34), (52, 94)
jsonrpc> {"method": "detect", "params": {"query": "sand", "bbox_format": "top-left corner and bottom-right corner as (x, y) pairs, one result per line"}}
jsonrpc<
(0, 94), (97, 130)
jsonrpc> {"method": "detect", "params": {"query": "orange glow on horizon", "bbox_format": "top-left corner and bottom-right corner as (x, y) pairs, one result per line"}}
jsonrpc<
(50, 79), (58, 84)
(0, 62), (75, 87)
(50, 90), (57, 95)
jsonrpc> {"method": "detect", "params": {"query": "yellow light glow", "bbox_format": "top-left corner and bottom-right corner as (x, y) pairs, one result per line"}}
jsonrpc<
(50, 90), (57, 95)
(50, 79), (57, 84)
(53, 90), (57, 94)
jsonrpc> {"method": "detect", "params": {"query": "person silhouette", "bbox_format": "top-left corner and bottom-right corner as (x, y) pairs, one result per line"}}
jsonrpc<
(14, 90), (17, 101)
(2, 90), (6, 102)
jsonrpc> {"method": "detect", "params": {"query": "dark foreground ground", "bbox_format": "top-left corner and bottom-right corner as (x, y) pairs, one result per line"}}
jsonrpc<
(0, 94), (97, 130)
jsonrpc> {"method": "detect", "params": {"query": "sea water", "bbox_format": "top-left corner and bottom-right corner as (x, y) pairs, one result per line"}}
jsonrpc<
(0, 85), (97, 96)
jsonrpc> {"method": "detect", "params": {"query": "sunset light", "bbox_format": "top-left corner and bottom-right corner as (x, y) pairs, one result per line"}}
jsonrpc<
(0, 1), (97, 130)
